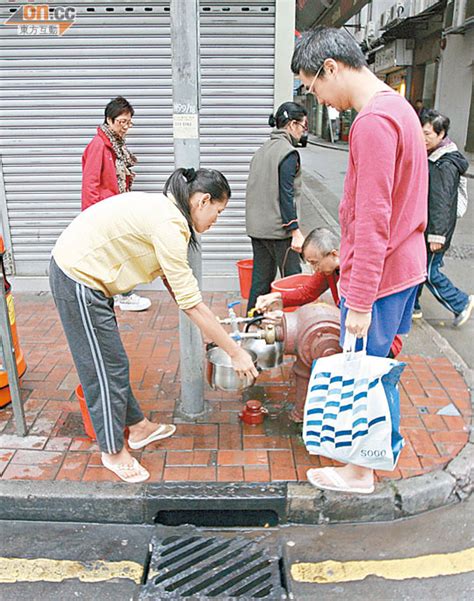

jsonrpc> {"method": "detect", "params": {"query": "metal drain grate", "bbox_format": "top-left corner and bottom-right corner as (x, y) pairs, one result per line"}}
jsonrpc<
(139, 526), (288, 600)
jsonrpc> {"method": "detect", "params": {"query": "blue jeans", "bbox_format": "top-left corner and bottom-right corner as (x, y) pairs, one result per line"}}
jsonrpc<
(416, 251), (468, 316)
(340, 285), (417, 358)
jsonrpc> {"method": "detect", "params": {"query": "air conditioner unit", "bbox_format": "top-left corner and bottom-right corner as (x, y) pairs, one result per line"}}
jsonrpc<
(392, 0), (408, 21)
(445, 0), (468, 30)
(365, 20), (377, 40)
(380, 9), (391, 29)
(374, 39), (414, 74)
(411, 0), (427, 16)
(354, 28), (365, 43)
(386, 0), (407, 27)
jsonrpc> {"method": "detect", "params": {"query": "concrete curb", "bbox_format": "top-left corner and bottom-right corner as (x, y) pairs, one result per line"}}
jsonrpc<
(0, 481), (287, 525)
(286, 453), (471, 524)
(307, 136), (349, 153)
(0, 432), (470, 525)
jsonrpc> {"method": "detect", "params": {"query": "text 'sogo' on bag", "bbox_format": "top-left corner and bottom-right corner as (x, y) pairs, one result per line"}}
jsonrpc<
(303, 334), (405, 471)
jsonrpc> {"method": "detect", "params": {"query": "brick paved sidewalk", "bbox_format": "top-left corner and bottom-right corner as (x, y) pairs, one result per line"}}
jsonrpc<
(0, 292), (471, 484)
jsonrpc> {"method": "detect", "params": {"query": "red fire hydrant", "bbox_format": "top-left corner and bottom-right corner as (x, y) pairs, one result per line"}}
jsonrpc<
(274, 302), (341, 422)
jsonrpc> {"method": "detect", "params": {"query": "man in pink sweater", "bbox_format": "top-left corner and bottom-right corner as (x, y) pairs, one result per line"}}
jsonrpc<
(291, 27), (428, 494)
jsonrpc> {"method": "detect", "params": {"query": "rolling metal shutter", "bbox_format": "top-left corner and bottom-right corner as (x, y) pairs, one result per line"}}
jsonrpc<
(0, 0), (175, 277)
(199, 0), (275, 283)
(0, 0), (275, 285)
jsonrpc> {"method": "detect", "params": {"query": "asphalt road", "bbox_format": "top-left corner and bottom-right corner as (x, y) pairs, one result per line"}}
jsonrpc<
(283, 496), (474, 600)
(0, 498), (472, 600)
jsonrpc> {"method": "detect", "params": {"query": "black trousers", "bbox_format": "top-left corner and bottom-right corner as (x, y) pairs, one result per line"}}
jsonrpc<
(49, 258), (144, 453)
(247, 237), (301, 312)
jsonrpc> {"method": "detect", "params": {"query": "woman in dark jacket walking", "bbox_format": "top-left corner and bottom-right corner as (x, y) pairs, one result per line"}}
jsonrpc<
(245, 102), (308, 312)
(415, 110), (473, 327)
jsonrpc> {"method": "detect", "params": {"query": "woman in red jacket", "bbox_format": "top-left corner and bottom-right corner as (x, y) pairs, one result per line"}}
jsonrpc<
(82, 96), (136, 210)
(82, 96), (150, 312)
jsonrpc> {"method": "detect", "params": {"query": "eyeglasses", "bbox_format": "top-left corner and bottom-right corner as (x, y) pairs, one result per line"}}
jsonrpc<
(115, 119), (134, 127)
(305, 61), (326, 95)
(294, 121), (308, 131)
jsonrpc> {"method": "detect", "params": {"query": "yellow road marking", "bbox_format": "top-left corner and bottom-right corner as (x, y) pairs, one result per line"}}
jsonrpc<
(291, 547), (474, 584)
(0, 557), (143, 584)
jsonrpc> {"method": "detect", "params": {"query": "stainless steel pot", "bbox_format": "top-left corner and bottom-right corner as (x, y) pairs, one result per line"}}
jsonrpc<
(206, 346), (258, 392)
(242, 338), (283, 370)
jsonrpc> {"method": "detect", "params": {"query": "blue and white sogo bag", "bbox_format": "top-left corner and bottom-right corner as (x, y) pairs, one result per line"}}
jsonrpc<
(303, 333), (405, 471)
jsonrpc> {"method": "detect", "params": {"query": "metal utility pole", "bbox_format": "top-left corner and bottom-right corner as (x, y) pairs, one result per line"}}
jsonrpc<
(0, 273), (26, 436)
(170, 0), (204, 416)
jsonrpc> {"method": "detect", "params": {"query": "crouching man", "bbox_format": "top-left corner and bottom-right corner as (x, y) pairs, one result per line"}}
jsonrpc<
(256, 228), (403, 358)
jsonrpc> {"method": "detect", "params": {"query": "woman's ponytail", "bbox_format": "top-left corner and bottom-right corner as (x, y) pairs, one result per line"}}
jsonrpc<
(163, 167), (231, 249)
(269, 102), (307, 129)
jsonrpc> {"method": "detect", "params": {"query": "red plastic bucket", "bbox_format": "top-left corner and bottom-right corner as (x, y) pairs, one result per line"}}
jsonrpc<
(75, 384), (96, 440)
(236, 259), (253, 300)
(271, 274), (313, 313)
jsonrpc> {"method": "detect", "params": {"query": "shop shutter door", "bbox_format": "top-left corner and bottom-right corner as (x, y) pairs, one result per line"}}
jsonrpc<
(0, 0), (174, 276)
(200, 0), (275, 285)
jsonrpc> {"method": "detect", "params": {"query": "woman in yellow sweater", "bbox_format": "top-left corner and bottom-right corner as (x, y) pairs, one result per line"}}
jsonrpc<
(50, 167), (257, 483)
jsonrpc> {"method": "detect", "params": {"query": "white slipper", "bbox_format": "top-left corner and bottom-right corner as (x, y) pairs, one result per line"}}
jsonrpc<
(307, 466), (375, 495)
(101, 453), (150, 483)
(128, 424), (177, 450)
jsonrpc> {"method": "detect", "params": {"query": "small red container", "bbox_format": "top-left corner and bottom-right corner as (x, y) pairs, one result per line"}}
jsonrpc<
(239, 400), (268, 425)
(271, 273), (313, 313)
(75, 384), (96, 440)
(236, 259), (253, 300)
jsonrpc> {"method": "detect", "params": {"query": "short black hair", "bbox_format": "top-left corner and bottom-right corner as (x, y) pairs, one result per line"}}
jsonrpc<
(104, 96), (134, 123)
(268, 102), (307, 129)
(291, 26), (367, 77)
(421, 109), (450, 138)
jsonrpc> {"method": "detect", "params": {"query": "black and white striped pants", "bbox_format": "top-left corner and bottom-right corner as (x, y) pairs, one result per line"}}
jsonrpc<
(49, 257), (144, 453)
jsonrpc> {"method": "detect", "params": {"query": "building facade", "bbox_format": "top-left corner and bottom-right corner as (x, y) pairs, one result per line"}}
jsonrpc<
(296, 0), (473, 154)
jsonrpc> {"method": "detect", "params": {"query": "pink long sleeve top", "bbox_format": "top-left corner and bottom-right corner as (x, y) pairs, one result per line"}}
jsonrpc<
(339, 90), (428, 313)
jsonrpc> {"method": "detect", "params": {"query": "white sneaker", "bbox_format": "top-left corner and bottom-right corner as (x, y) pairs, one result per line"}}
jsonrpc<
(453, 295), (474, 328)
(115, 293), (151, 312)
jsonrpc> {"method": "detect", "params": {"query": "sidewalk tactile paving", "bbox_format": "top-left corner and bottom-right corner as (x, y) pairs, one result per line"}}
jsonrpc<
(0, 292), (470, 485)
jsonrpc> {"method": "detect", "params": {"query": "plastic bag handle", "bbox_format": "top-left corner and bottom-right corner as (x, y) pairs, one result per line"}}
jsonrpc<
(342, 332), (367, 358)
